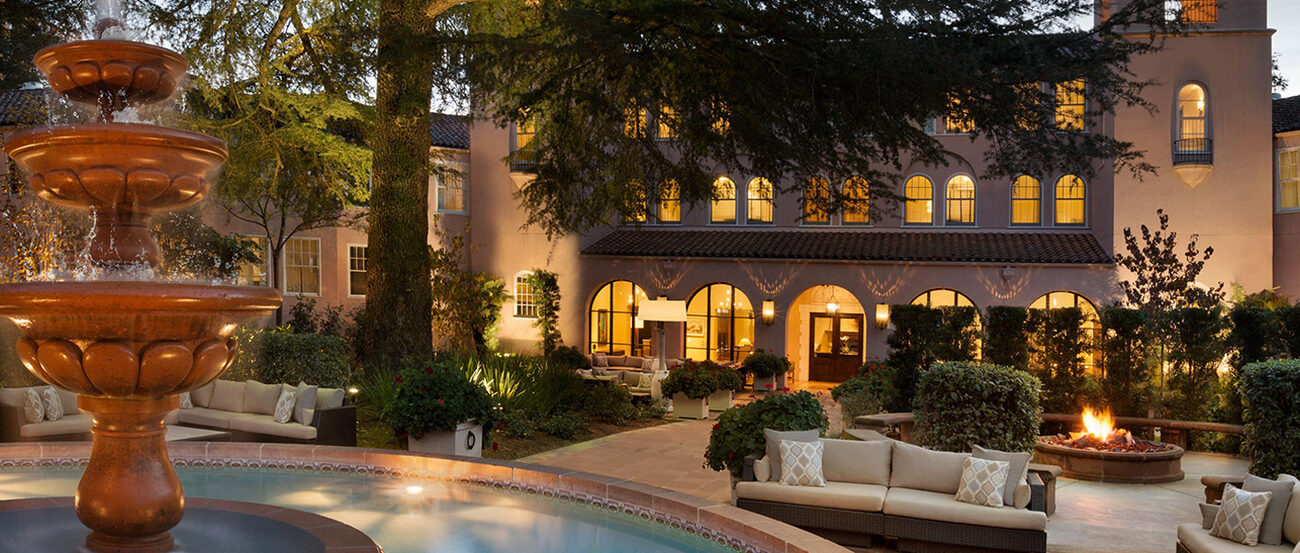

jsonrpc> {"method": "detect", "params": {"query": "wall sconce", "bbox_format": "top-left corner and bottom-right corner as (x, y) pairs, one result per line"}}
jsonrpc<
(634, 316), (645, 329)
(761, 300), (775, 325)
(875, 303), (891, 329)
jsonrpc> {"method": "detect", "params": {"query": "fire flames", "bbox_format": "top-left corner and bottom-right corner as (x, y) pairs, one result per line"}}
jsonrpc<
(1069, 406), (1133, 444)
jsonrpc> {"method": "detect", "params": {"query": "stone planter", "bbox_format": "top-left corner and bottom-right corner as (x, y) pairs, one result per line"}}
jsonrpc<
(407, 420), (483, 457)
(672, 393), (709, 419)
(752, 373), (787, 392)
(708, 389), (734, 411)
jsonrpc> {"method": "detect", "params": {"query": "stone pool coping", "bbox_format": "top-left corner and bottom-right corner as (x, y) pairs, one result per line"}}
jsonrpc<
(0, 442), (851, 553)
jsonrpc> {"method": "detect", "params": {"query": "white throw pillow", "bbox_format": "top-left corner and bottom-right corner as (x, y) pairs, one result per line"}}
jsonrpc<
(293, 383), (317, 425)
(273, 391), (296, 424)
(40, 388), (63, 421)
(955, 456), (1010, 508)
(22, 389), (43, 424)
(1211, 484), (1273, 546)
(641, 357), (656, 371)
(779, 439), (826, 487)
(178, 392), (193, 409)
(753, 456), (771, 482)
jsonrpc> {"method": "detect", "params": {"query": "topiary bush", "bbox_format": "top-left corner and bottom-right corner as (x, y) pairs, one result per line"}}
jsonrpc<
(914, 362), (1042, 453)
(1240, 360), (1300, 478)
(704, 391), (828, 477)
(934, 306), (981, 363)
(389, 360), (500, 440)
(984, 306), (1032, 371)
(254, 327), (353, 387)
(660, 361), (721, 399)
(739, 350), (791, 379)
(883, 304), (943, 411)
(1029, 307), (1085, 413)
(1165, 307), (1226, 422)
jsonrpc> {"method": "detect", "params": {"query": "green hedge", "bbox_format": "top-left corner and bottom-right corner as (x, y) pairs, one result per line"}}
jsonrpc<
(1240, 360), (1300, 478)
(984, 306), (1031, 371)
(1100, 307), (1150, 416)
(1029, 307), (1085, 413)
(704, 391), (828, 477)
(915, 362), (1042, 453)
(255, 329), (353, 387)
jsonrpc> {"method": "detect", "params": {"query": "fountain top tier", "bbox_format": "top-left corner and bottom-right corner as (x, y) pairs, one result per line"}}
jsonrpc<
(36, 39), (187, 122)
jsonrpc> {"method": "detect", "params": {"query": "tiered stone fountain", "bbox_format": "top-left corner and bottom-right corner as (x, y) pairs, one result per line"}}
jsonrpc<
(0, 29), (297, 553)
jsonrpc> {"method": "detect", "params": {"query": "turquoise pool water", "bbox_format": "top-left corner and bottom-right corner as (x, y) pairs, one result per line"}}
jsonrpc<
(0, 466), (735, 553)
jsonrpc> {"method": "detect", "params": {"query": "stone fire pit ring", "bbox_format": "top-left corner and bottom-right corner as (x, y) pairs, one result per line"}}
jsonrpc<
(1033, 437), (1185, 483)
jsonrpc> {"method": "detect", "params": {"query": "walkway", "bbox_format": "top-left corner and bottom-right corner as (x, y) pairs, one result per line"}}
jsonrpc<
(522, 409), (1249, 553)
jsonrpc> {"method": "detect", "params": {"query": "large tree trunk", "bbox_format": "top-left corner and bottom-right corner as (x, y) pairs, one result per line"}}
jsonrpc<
(363, 0), (441, 370)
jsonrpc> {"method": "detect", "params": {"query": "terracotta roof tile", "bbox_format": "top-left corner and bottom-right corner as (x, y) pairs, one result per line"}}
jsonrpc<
(429, 113), (469, 150)
(0, 89), (47, 127)
(1275, 94), (1300, 134)
(583, 229), (1113, 265)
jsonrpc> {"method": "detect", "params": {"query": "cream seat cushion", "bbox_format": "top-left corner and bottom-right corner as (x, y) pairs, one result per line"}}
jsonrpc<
(315, 388), (345, 410)
(19, 413), (91, 438)
(209, 380), (246, 412)
(177, 407), (256, 429)
(883, 487), (1047, 531)
(229, 416), (317, 440)
(736, 481), (888, 512)
(1280, 474), (1300, 545)
(55, 389), (79, 414)
(889, 441), (969, 495)
(1178, 524), (1294, 553)
(191, 381), (217, 408)
(821, 438), (892, 485)
(243, 380), (282, 415)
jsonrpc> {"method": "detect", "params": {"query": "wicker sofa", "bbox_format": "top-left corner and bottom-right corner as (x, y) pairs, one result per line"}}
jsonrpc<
(736, 438), (1048, 553)
(0, 386), (178, 441)
(179, 379), (355, 446)
(1177, 475), (1299, 553)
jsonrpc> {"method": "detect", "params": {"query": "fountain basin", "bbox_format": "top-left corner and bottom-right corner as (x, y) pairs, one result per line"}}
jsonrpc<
(35, 40), (188, 112)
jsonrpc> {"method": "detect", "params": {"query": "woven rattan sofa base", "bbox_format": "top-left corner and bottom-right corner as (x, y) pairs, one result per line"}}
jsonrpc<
(735, 498), (882, 547)
(887, 515), (1046, 553)
(1176, 542), (1191, 553)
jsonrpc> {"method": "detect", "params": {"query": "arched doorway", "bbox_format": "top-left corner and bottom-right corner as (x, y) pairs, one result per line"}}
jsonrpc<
(788, 285), (865, 382)
(589, 280), (651, 356)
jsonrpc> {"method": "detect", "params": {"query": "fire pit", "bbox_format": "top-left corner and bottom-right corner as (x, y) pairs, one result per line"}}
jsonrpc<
(1033, 407), (1184, 483)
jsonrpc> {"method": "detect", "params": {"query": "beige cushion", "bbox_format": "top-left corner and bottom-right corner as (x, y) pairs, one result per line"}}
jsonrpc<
(1202, 503), (1221, 530)
(779, 440), (826, 487)
(242, 380), (281, 415)
(821, 438), (891, 485)
(315, 388), (345, 410)
(845, 428), (893, 442)
(22, 388), (43, 424)
(1178, 523), (1294, 553)
(40, 387), (63, 421)
(178, 392), (193, 409)
(1245, 474), (1296, 545)
(56, 389), (78, 414)
(1012, 478), (1031, 510)
(229, 415), (317, 440)
(191, 381), (217, 408)
(1279, 474), (1300, 545)
(0, 388), (27, 408)
(754, 457), (771, 482)
(293, 383), (317, 425)
(973, 445), (1032, 507)
(177, 407), (253, 429)
(164, 410), (180, 425)
(736, 481), (888, 512)
(889, 441), (969, 495)
(209, 380), (244, 412)
(622, 356), (644, 368)
(19, 413), (91, 437)
(883, 487), (1047, 531)
(955, 456), (1010, 507)
(1212, 485), (1272, 546)
(765, 429), (820, 482)
(592, 354), (609, 367)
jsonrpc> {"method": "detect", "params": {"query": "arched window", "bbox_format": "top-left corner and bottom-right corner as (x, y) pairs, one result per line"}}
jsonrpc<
(1175, 84), (1209, 157)
(1030, 291), (1101, 374)
(589, 280), (650, 357)
(843, 177), (870, 224)
(911, 288), (976, 308)
(1054, 175), (1086, 226)
(686, 283), (756, 363)
(711, 177), (737, 224)
(904, 175), (933, 225)
(945, 175), (976, 226)
(657, 180), (681, 224)
(515, 271), (537, 318)
(747, 178), (774, 224)
(803, 177), (830, 225)
(1011, 175), (1041, 226)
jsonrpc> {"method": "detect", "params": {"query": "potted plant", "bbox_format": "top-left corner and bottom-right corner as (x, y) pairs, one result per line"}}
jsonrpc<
(706, 361), (745, 411)
(390, 361), (500, 457)
(659, 361), (720, 419)
(740, 350), (791, 392)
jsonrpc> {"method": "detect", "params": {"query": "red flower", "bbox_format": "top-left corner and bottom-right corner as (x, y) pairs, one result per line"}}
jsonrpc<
(425, 367), (433, 374)
(492, 441), (499, 451)
(712, 423), (720, 431)
(764, 382), (773, 389)
(420, 386), (427, 392)
(727, 451), (735, 458)
(437, 398), (444, 405)
(395, 376), (403, 383)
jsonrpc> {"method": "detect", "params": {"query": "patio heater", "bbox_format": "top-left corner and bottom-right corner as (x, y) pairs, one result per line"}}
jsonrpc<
(637, 297), (687, 400)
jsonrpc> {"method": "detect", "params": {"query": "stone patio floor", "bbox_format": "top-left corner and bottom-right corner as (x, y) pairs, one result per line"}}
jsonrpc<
(522, 400), (1248, 553)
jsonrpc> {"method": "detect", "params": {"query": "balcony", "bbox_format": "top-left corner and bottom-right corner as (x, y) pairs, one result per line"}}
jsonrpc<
(508, 147), (536, 174)
(1172, 138), (1213, 187)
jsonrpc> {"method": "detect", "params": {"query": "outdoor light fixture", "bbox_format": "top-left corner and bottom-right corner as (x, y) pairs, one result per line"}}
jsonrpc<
(761, 300), (775, 325)
(347, 386), (360, 395)
(406, 485), (424, 495)
(634, 316), (645, 329)
(875, 303), (890, 329)
(638, 296), (688, 374)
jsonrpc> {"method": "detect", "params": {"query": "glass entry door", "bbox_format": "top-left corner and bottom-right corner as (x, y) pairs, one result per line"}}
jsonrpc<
(809, 313), (864, 382)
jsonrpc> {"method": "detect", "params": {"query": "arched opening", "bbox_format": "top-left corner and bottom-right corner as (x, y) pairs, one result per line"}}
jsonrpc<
(747, 177), (774, 224)
(1030, 291), (1101, 375)
(945, 175), (976, 226)
(787, 285), (865, 382)
(904, 175), (933, 225)
(912, 288), (982, 357)
(1054, 175), (1086, 226)
(685, 283), (756, 363)
(589, 280), (651, 356)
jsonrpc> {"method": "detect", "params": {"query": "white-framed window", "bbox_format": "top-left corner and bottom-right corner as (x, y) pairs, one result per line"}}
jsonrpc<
(284, 236), (321, 295)
(1011, 175), (1042, 226)
(904, 175), (934, 225)
(237, 235), (269, 287)
(1281, 149), (1300, 211)
(514, 271), (538, 318)
(1055, 79), (1086, 132)
(657, 180), (681, 224)
(945, 175), (976, 226)
(711, 176), (737, 224)
(802, 177), (831, 225)
(1054, 175), (1087, 226)
(746, 177), (774, 224)
(843, 177), (870, 225)
(1175, 83), (1210, 155)
(348, 244), (367, 297)
(435, 163), (466, 213)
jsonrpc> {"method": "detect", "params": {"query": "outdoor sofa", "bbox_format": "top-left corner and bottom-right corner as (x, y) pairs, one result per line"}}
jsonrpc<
(736, 435), (1048, 553)
(0, 386), (178, 441)
(1177, 474), (1300, 553)
(179, 379), (356, 446)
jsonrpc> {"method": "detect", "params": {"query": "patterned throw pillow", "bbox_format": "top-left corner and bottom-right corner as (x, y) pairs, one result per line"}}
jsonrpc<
(955, 456), (1011, 508)
(593, 354), (609, 368)
(779, 439), (826, 487)
(638, 372), (654, 388)
(22, 389), (43, 424)
(178, 392), (193, 409)
(273, 391), (296, 424)
(1211, 484), (1273, 546)
(40, 388), (63, 421)
(641, 357), (656, 371)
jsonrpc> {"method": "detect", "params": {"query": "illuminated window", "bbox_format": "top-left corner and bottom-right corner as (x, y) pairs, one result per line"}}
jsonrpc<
(686, 283), (755, 363)
(1167, 0), (1216, 23)
(284, 237), (320, 295)
(515, 271), (537, 318)
(348, 245), (367, 296)
(657, 180), (681, 224)
(803, 177), (830, 225)
(1015, 83), (1043, 131)
(1176, 84), (1209, 154)
(435, 163), (465, 212)
(1011, 175), (1041, 226)
(911, 288), (976, 308)
(1030, 291), (1101, 374)
(711, 177), (737, 224)
(657, 107), (677, 139)
(513, 118), (535, 154)
(1281, 150), (1300, 210)
(624, 106), (648, 138)
(1054, 175), (1086, 226)
(237, 235), (269, 287)
(589, 280), (650, 356)
(843, 177), (870, 224)
(945, 175), (976, 226)
(747, 178), (774, 224)
(946, 97), (974, 133)
(904, 175), (934, 225)
(1055, 79), (1086, 131)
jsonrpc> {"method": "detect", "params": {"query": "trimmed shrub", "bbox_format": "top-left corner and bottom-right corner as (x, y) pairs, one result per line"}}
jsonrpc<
(739, 350), (791, 379)
(984, 306), (1032, 371)
(704, 391), (828, 477)
(255, 328), (353, 387)
(831, 363), (897, 427)
(583, 381), (638, 424)
(1029, 307), (1085, 413)
(541, 411), (588, 439)
(1229, 306), (1282, 369)
(1279, 305), (1300, 358)
(1240, 360), (1300, 478)
(1100, 307), (1151, 416)
(884, 304), (943, 410)
(1165, 307), (1226, 422)
(499, 409), (535, 438)
(389, 361), (500, 440)
(548, 345), (591, 372)
(934, 306), (981, 363)
(661, 361), (721, 399)
(914, 362), (1042, 453)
